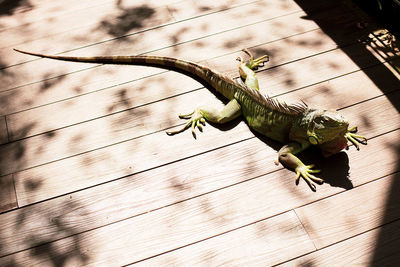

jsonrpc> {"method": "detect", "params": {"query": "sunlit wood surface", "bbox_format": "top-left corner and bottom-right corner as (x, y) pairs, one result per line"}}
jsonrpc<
(1, 0), (400, 265)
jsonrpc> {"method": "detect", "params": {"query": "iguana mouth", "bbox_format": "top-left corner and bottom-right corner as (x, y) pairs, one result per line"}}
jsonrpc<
(320, 136), (348, 157)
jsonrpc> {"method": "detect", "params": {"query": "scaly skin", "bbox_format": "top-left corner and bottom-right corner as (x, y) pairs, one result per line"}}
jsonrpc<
(14, 48), (367, 191)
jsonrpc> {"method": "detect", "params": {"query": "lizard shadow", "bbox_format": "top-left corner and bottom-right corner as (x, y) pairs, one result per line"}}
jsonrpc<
(300, 147), (352, 190)
(196, 76), (353, 190)
(251, 129), (353, 190)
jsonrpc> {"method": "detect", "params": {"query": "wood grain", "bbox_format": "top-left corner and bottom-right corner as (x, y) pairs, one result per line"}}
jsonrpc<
(0, 208), (313, 266)
(0, 116), (8, 145)
(0, 175), (17, 213)
(1, 129), (399, 265)
(279, 218), (400, 266)
(0, 15), (322, 118)
(1, 117), (399, 257)
(132, 211), (315, 266)
(0, 0), (178, 50)
(295, 172), (400, 249)
(4, 0), (300, 90)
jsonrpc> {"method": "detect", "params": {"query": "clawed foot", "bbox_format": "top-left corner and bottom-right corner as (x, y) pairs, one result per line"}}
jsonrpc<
(236, 48), (269, 70)
(345, 126), (367, 150)
(166, 108), (206, 138)
(295, 164), (323, 192)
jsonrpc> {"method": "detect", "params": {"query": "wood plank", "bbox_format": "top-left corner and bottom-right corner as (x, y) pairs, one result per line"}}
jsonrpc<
(1, 14), (322, 119)
(1, 1), (307, 118)
(132, 211), (314, 266)
(0, 175), (17, 213)
(295, 172), (400, 249)
(0, 195), (314, 266)
(0, 0), (112, 30)
(1, 102), (399, 256)
(1, 0), (262, 57)
(1, 128), (399, 264)
(0, 27), (329, 118)
(0, 0), (179, 50)
(5, 1), (369, 118)
(4, 0), (301, 87)
(0, 116), (8, 145)
(0, 136), (281, 257)
(278, 218), (400, 266)
(164, 0), (259, 21)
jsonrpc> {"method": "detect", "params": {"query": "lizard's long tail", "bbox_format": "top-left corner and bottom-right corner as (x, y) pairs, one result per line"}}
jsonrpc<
(14, 49), (236, 99)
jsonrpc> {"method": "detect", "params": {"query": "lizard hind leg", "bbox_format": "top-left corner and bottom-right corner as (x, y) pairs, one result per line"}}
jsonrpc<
(241, 48), (269, 70)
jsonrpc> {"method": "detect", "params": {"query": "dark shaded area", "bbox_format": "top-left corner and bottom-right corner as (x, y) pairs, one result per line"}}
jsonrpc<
(0, 0), (32, 16)
(99, 5), (155, 37)
(0, 2), (82, 266)
(303, 148), (352, 189)
(294, 0), (400, 264)
(0, 198), (91, 266)
(354, 0), (400, 36)
(254, 130), (353, 190)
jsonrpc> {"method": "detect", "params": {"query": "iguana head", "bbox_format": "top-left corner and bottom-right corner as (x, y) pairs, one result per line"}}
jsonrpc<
(307, 110), (349, 157)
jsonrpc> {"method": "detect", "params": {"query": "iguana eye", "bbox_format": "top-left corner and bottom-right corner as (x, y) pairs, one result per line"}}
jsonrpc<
(308, 135), (319, 145)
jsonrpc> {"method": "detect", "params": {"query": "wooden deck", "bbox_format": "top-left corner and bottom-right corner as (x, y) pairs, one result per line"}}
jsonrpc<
(1, 0), (400, 265)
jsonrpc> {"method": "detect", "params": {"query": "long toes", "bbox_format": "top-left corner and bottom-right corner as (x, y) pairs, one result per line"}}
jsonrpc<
(349, 126), (358, 133)
(304, 179), (317, 192)
(179, 111), (194, 119)
(309, 174), (324, 184)
(308, 169), (321, 174)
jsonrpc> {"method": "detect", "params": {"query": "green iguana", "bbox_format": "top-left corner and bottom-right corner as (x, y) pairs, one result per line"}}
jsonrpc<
(14, 48), (367, 191)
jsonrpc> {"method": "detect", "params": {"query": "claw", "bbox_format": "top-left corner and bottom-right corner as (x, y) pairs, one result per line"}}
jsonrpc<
(179, 111), (194, 119)
(242, 48), (253, 59)
(295, 164), (323, 192)
(241, 48), (269, 69)
(166, 120), (192, 135)
(166, 108), (206, 138)
(236, 56), (244, 63)
(345, 127), (367, 150)
(348, 126), (358, 133)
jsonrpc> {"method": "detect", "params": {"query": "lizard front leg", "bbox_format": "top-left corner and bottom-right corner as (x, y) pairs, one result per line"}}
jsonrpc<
(277, 142), (323, 192)
(346, 126), (367, 150)
(166, 99), (241, 138)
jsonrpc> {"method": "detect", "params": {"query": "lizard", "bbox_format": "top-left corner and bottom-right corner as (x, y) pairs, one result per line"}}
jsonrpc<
(14, 48), (367, 191)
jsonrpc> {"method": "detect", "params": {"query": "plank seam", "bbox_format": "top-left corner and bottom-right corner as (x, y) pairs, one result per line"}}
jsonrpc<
(293, 209), (318, 251)
(274, 211), (400, 266)
(3, 116), (10, 143)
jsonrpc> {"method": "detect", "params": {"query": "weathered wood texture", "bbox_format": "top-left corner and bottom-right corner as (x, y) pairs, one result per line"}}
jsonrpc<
(0, 0), (399, 266)
(0, 175), (17, 213)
